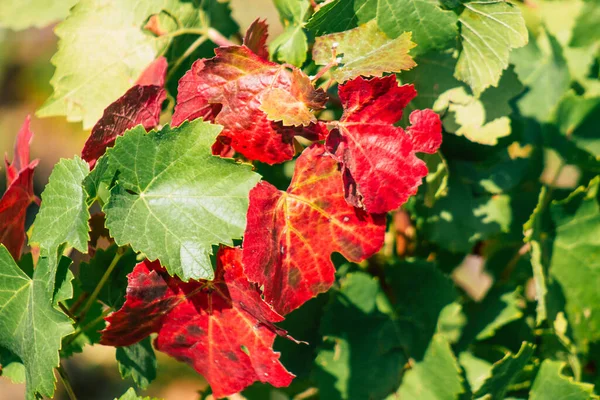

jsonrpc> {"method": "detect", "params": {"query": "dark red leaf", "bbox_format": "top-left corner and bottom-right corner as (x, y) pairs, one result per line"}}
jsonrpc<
(242, 144), (386, 315)
(172, 46), (327, 164)
(101, 247), (294, 398)
(327, 75), (442, 213)
(1, 117), (38, 260)
(81, 86), (166, 167)
(243, 19), (269, 60)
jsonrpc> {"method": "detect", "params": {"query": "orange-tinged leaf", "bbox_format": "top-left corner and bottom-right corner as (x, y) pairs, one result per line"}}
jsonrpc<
(242, 144), (386, 315)
(244, 19), (269, 60)
(101, 247), (294, 398)
(173, 46), (327, 164)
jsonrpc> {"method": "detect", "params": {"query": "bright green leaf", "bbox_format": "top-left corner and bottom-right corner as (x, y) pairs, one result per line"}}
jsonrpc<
(570, 0), (600, 48)
(455, 0), (528, 96)
(270, 25), (309, 67)
(530, 360), (596, 400)
(36, 0), (202, 128)
(104, 120), (261, 281)
(30, 156), (90, 294)
(0, 246), (74, 400)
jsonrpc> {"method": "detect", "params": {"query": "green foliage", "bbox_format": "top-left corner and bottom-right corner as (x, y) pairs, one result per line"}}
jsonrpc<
(1, 0), (599, 399)
(0, 247), (73, 400)
(104, 121), (260, 281)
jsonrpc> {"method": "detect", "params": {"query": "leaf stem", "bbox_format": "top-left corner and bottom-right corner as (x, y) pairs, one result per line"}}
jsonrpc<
(206, 27), (237, 47)
(167, 34), (209, 81)
(78, 248), (124, 320)
(57, 362), (77, 400)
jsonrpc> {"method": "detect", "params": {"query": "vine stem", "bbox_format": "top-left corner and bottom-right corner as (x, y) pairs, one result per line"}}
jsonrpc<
(57, 362), (77, 400)
(206, 27), (237, 47)
(78, 248), (124, 320)
(64, 309), (112, 347)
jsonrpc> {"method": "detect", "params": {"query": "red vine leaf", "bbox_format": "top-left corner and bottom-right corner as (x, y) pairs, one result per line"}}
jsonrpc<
(327, 75), (442, 214)
(172, 46), (327, 164)
(101, 247), (294, 398)
(242, 144), (386, 315)
(243, 19), (269, 60)
(81, 58), (167, 167)
(1, 116), (38, 260)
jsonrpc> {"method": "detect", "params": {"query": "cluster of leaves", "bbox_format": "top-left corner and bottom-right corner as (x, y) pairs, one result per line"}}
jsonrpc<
(0, 0), (599, 399)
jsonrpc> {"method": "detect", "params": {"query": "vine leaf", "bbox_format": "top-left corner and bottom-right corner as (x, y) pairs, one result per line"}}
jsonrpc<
(396, 335), (464, 399)
(474, 342), (535, 399)
(36, 0), (202, 128)
(242, 144), (386, 315)
(0, 246), (74, 400)
(530, 360), (596, 400)
(307, 0), (458, 56)
(0, 117), (38, 260)
(103, 120), (261, 281)
(327, 75), (442, 214)
(312, 20), (416, 83)
(81, 57), (167, 167)
(101, 247), (294, 398)
(30, 157), (90, 293)
(269, 0), (311, 67)
(116, 337), (157, 390)
(455, 0), (528, 96)
(172, 44), (327, 164)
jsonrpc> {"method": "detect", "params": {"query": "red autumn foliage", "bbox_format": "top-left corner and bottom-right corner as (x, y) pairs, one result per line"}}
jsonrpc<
(242, 144), (386, 315)
(327, 75), (442, 213)
(0, 116), (38, 259)
(101, 247), (294, 398)
(172, 45), (327, 164)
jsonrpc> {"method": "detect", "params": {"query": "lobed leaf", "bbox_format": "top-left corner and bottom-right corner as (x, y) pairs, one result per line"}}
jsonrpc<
(173, 45), (327, 164)
(455, 0), (528, 96)
(104, 120), (261, 281)
(0, 247), (74, 400)
(312, 20), (416, 83)
(327, 75), (442, 214)
(101, 247), (294, 398)
(242, 144), (386, 315)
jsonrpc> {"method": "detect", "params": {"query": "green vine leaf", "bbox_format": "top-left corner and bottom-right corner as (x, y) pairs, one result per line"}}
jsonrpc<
(396, 335), (464, 400)
(307, 0), (457, 55)
(104, 120), (261, 281)
(116, 337), (157, 390)
(313, 20), (416, 83)
(30, 156), (90, 293)
(455, 0), (528, 96)
(36, 0), (204, 128)
(473, 342), (535, 399)
(530, 360), (597, 400)
(0, 246), (74, 400)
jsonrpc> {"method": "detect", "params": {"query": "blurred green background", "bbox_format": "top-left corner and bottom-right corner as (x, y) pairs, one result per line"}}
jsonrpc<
(0, 1), (281, 399)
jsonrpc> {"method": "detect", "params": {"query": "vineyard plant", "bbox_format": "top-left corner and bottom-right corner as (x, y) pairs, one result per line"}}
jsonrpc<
(1, 0), (600, 399)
